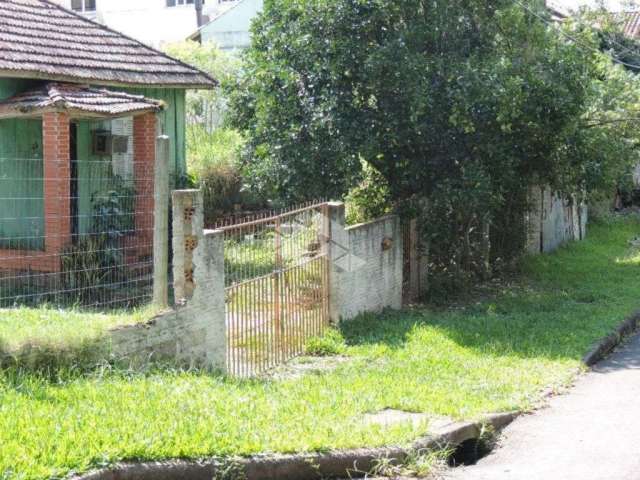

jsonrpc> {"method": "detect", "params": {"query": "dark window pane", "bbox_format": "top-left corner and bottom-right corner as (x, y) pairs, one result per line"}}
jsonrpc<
(71, 0), (82, 10)
(166, 0), (176, 6)
(85, 0), (96, 10)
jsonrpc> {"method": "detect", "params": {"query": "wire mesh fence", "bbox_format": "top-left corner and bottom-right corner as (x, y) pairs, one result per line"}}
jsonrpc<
(0, 154), (156, 311)
(220, 202), (330, 377)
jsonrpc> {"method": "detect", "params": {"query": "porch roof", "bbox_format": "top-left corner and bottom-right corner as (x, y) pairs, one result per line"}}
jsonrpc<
(0, 82), (165, 119)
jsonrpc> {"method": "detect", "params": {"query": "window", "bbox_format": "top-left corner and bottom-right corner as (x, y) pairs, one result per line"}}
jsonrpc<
(166, 0), (205, 7)
(71, 0), (96, 12)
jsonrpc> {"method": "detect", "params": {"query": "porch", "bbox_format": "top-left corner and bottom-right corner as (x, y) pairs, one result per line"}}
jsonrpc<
(0, 83), (164, 307)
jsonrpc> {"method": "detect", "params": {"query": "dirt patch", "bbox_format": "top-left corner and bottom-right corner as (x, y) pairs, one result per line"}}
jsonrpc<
(262, 355), (351, 380)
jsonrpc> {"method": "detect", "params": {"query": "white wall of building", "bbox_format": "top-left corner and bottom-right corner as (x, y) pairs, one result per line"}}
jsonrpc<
(197, 0), (263, 51)
(50, 0), (238, 47)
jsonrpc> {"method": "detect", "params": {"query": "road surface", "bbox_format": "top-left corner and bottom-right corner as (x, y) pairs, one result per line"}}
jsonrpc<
(444, 332), (640, 480)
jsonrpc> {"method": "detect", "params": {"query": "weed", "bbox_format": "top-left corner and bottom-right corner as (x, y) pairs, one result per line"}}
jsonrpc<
(304, 328), (347, 356)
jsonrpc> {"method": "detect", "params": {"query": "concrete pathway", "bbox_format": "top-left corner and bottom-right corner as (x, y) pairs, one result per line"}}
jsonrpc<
(443, 332), (640, 480)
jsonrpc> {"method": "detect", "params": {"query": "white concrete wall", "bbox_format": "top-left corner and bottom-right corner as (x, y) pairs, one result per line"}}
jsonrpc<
(328, 204), (403, 322)
(110, 190), (226, 370)
(526, 186), (588, 254)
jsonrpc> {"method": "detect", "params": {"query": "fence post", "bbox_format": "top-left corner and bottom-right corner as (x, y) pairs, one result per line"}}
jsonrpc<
(171, 189), (202, 305)
(153, 135), (170, 308)
(191, 228), (227, 372)
(326, 202), (347, 324)
(407, 219), (419, 302)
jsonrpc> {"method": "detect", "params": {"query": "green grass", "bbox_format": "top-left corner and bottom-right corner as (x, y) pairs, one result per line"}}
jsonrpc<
(0, 306), (156, 366)
(1, 217), (640, 479)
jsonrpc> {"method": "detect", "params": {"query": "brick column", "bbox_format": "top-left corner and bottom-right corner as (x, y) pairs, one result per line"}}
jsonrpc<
(42, 111), (71, 272)
(133, 112), (157, 262)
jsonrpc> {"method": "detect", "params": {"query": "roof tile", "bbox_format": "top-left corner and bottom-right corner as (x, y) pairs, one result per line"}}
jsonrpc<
(0, 82), (165, 117)
(0, 0), (216, 88)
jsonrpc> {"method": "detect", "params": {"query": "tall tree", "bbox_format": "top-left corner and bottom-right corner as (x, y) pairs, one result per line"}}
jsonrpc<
(230, 0), (640, 276)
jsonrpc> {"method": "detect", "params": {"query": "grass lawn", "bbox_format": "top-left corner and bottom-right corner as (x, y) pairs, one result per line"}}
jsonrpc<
(0, 307), (156, 365)
(1, 217), (640, 479)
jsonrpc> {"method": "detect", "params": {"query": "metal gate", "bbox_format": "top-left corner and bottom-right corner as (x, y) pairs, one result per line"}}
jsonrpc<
(219, 203), (330, 377)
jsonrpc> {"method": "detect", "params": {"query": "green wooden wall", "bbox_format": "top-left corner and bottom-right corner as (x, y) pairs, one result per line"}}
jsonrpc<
(0, 78), (188, 247)
(75, 119), (117, 236)
(125, 87), (187, 182)
(0, 78), (44, 250)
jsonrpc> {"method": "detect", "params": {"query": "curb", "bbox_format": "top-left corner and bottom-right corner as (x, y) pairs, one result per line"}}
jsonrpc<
(71, 412), (518, 480)
(582, 311), (640, 366)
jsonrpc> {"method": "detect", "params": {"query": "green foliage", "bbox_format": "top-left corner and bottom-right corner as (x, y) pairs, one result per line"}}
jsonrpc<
(304, 328), (346, 356)
(186, 126), (256, 222)
(90, 181), (135, 240)
(60, 236), (123, 305)
(1, 218), (640, 478)
(0, 306), (155, 371)
(165, 42), (266, 219)
(58, 182), (138, 305)
(230, 0), (640, 289)
(345, 160), (392, 225)
(164, 41), (241, 131)
(187, 124), (245, 173)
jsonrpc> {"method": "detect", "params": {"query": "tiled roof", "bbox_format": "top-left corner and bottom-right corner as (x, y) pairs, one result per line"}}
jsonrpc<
(620, 11), (640, 38)
(0, 82), (165, 118)
(0, 0), (216, 88)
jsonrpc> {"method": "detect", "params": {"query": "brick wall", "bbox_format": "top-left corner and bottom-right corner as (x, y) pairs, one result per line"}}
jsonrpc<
(110, 191), (226, 371)
(132, 112), (156, 263)
(0, 112), (73, 273)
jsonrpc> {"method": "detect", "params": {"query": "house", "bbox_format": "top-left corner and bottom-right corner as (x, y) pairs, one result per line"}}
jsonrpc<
(49, 0), (240, 47)
(189, 0), (263, 51)
(0, 0), (215, 279)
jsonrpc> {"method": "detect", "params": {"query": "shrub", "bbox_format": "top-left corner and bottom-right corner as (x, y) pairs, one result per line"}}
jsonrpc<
(304, 328), (346, 357)
(185, 126), (266, 222)
(345, 160), (393, 225)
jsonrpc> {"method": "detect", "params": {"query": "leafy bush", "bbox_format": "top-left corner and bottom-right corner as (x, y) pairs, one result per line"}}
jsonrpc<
(90, 181), (135, 239)
(165, 41), (269, 220)
(185, 126), (265, 222)
(61, 236), (121, 303)
(304, 328), (346, 356)
(345, 160), (392, 225)
(61, 183), (135, 305)
(164, 41), (241, 133)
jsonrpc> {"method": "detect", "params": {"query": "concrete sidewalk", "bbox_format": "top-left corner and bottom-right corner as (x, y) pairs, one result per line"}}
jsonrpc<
(444, 332), (640, 480)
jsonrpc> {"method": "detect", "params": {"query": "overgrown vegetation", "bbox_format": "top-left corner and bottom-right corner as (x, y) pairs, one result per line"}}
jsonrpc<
(164, 41), (264, 223)
(2, 217), (639, 479)
(304, 328), (346, 356)
(230, 0), (640, 290)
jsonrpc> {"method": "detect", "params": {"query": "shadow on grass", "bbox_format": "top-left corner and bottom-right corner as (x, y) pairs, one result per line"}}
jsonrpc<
(0, 334), (112, 375)
(341, 218), (640, 363)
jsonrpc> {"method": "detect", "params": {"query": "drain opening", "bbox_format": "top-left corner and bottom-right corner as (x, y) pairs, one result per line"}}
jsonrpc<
(448, 438), (493, 467)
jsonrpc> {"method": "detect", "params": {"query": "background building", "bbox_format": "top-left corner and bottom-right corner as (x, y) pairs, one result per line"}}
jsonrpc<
(50, 0), (239, 47)
(189, 0), (263, 51)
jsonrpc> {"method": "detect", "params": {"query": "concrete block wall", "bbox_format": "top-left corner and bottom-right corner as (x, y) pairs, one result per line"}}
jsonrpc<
(106, 198), (405, 371)
(527, 186), (588, 255)
(328, 203), (403, 322)
(108, 189), (226, 371)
